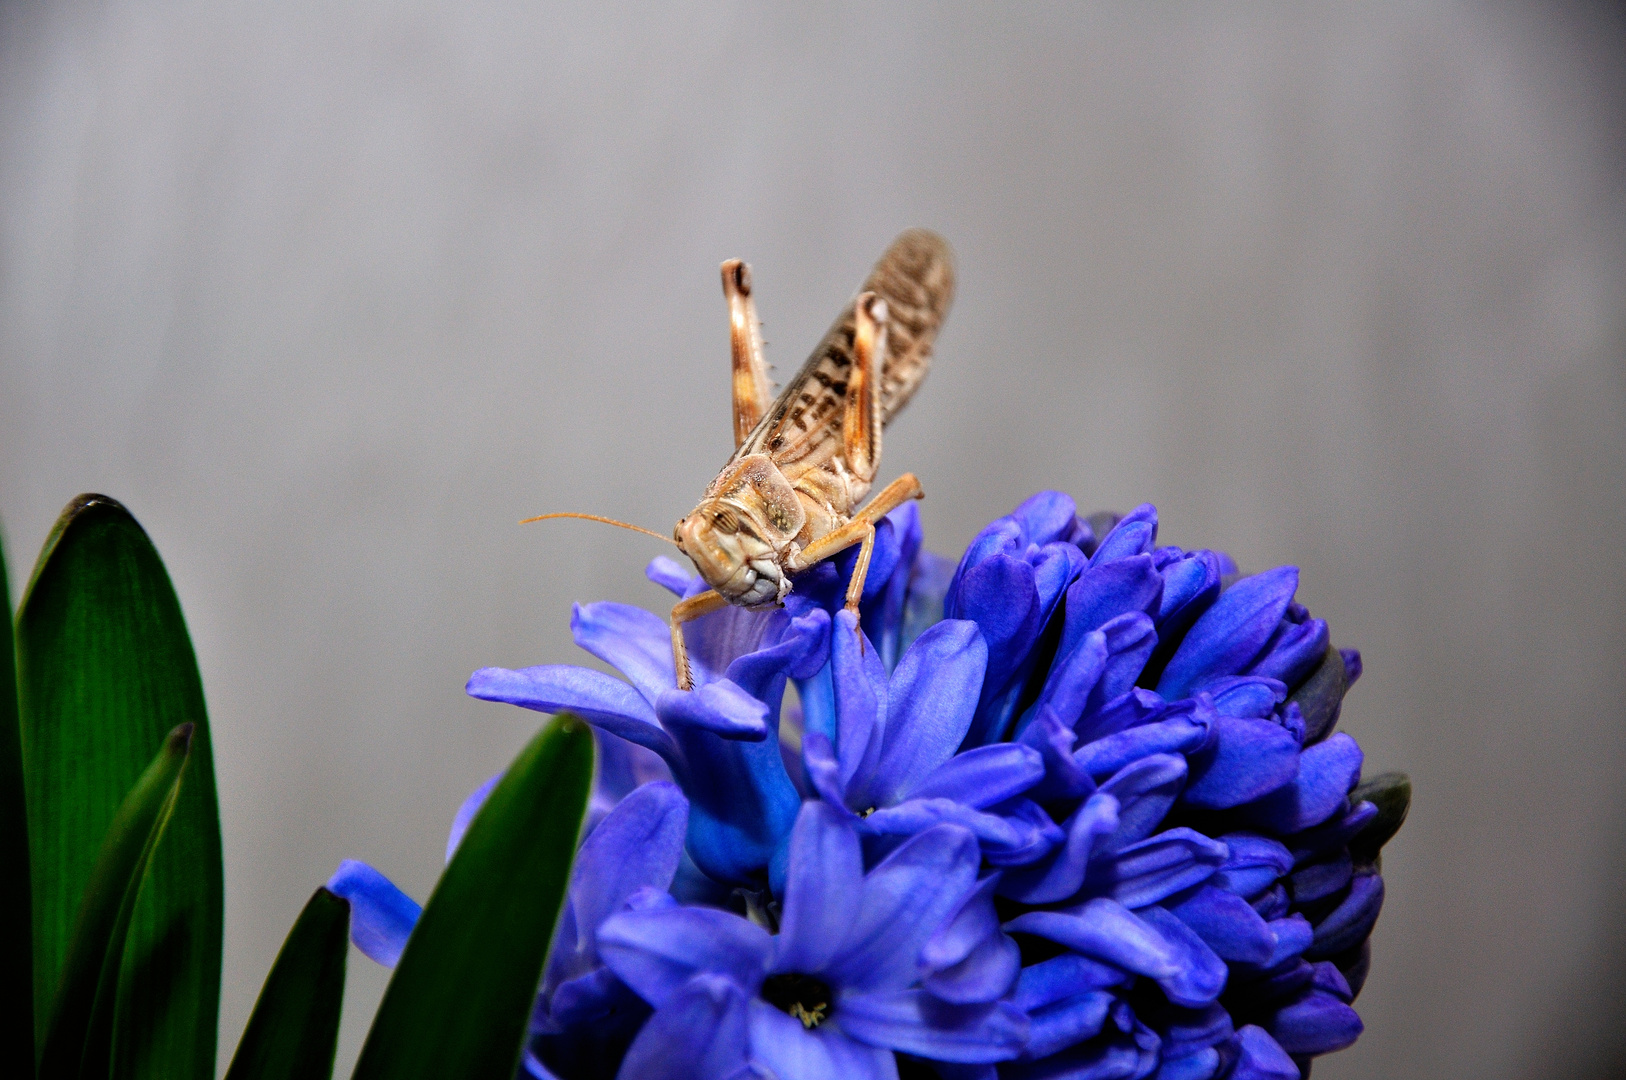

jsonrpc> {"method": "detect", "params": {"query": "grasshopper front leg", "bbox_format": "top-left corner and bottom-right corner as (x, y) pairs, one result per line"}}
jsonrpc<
(671, 589), (730, 691)
(788, 473), (925, 646)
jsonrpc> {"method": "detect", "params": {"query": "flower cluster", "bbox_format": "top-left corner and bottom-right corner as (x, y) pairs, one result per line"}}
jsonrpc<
(332, 494), (1405, 1080)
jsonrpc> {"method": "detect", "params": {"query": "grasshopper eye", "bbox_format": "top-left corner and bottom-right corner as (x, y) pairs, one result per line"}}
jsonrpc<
(711, 508), (741, 534)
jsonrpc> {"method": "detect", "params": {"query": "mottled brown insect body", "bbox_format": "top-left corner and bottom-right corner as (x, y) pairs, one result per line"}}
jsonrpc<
(668, 230), (955, 686)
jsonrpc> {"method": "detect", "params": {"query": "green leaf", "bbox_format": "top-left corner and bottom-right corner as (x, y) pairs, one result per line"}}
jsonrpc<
(0, 527), (34, 1072)
(352, 713), (595, 1080)
(17, 495), (223, 1080)
(1349, 771), (1411, 864)
(223, 888), (350, 1080)
(37, 723), (192, 1080)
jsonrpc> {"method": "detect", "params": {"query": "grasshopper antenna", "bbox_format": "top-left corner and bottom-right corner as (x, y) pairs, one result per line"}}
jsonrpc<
(521, 511), (683, 548)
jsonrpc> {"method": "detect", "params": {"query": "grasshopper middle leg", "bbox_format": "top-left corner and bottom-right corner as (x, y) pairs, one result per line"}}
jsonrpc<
(788, 472), (925, 631)
(671, 589), (729, 691)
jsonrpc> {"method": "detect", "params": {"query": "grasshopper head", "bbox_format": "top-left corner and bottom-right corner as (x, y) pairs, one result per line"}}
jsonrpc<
(675, 496), (795, 609)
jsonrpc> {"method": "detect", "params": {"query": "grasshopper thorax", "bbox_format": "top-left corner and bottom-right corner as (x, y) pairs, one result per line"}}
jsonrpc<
(675, 454), (806, 609)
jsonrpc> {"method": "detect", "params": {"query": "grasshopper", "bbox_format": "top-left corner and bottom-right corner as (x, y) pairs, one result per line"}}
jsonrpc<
(532, 230), (954, 689)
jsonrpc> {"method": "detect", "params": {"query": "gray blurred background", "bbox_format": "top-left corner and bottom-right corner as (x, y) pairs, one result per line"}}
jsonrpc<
(3, 3), (1623, 1077)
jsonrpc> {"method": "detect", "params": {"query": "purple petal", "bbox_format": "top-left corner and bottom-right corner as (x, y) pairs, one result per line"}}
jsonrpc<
(1157, 567), (1299, 699)
(445, 773), (500, 862)
(598, 905), (772, 1008)
(863, 798), (1052, 863)
(1014, 954), (1133, 1011)
(1020, 989), (1116, 1061)
(1244, 731), (1363, 834)
(802, 730), (852, 809)
(904, 743), (1044, 810)
(835, 990), (1029, 1064)
(1090, 612), (1158, 712)
(776, 803), (865, 974)
(646, 555), (696, 597)
(616, 973), (752, 1080)
(830, 824), (982, 993)
(571, 601), (678, 702)
(1073, 687), (1164, 746)
(566, 782), (689, 966)
(1085, 828), (1227, 909)
(1012, 491), (1081, 546)
(1290, 851), (1353, 904)
(326, 860), (419, 968)
(1062, 555), (1163, 641)
(1090, 504), (1158, 565)
(1024, 630), (1108, 738)
(1181, 714), (1301, 810)
(747, 1003), (896, 1080)
(1212, 834), (1294, 897)
(1228, 1025), (1298, 1080)
(466, 664), (677, 760)
(872, 620), (989, 802)
(726, 606), (832, 697)
(1154, 1049), (1223, 1080)
(1308, 869), (1384, 957)
(1247, 617), (1329, 691)
(921, 872), (1005, 975)
(1340, 648), (1363, 686)
(923, 932), (1022, 1006)
(997, 792), (1119, 904)
(1263, 989), (1363, 1055)
(830, 610), (888, 795)
(1018, 709), (1095, 802)
(1074, 712), (1209, 781)
(1097, 753), (1188, 850)
(1005, 900), (1226, 1007)
(669, 722), (801, 886)
(656, 681), (770, 740)
(1166, 884), (1274, 964)
(1204, 677), (1287, 720)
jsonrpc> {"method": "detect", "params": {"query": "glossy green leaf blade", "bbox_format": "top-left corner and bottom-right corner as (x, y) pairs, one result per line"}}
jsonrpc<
(223, 888), (350, 1080)
(17, 495), (223, 1080)
(0, 528), (34, 1072)
(352, 713), (594, 1080)
(37, 723), (192, 1080)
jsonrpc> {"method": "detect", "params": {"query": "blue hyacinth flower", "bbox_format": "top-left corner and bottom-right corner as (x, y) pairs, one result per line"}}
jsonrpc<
(596, 802), (1028, 1080)
(465, 557), (830, 886)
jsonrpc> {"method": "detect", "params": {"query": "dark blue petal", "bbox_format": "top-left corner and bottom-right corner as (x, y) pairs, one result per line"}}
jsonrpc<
(802, 730), (852, 810)
(1089, 612), (1158, 715)
(656, 681), (770, 740)
(1153, 1048), (1222, 1080)
(835, 991), (1029, 1064)
(1166, 884), (1274, 964)
(1075, 712), (1210, 781)
(1203, 677), (1286, 720)
(1062, 555), (1163, 643)
(872, 620), (990, 803)
(1181, 715), (1300, 810)
(901, 548), (956, 662)
(327, 860), (419, 968)
(646, 555), (696, 597)
(922, 929), (1022, 1006)
(1089, 504), (1158, 565)
(1212, 834), (1294, 898)
(775, 803), (865, 974)
(1307, 870), (1384, 958)
(1084, 828), (1226, 909)
(1022, 990), (1116, 1061)
(997, 793), (1119, 904)
(1012, 491), (1082, 546)
(1074, 688), (1165, 747)
(1005, 899), (1226, 1007)
(1227, 1026), (1298, 1080)
(863, 798), (1053, 865)
(571, 601), (679, 703)
(1153, 550), (1223, 634)
(726, 606), (832, 694)
(1242, 733), (1363, 833)
(1259, 915), (1315, 968)
(1289, 851), (1352, 904)
(467, 664), (678, 760)
(614, 973), (752, 1080)
(1287, 800), (1377, 864)
(1339, 648), (1362, 686)
(1157, 567), (1299, 699)
(829, 610), (889, 797)
(829, 824), (982, 993)
(562, 782), (689, 973)
(1013, 954), (1134, 1011)
(598, 905), (772, 1007)
(981, 798), (1067, 867)
(1098, 753), (1188, 850)
(747, 1002), (897, 1080)
(1246, 618), (1329, 691)
(1262, 988), (1363, 1055)
(1018, 709), (1095, 802)
(1023, 630), (1108, 739)
(904, 743), (1044, 810)
(922, 872), (1005, 972)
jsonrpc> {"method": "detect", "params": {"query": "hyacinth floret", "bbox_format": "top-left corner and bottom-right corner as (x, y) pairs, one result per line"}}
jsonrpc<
(330, 493), (1404, 1080)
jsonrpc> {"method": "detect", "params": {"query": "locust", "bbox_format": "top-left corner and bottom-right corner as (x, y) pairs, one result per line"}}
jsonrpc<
(531, 229), (955, 689)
